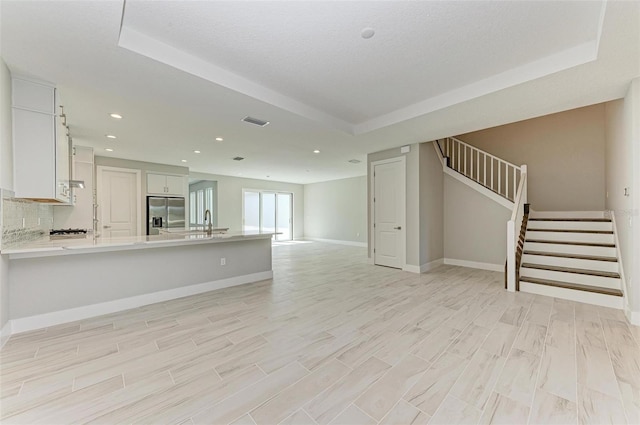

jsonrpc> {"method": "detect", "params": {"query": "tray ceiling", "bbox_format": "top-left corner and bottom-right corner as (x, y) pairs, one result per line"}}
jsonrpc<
(120, 1), (603, 133)
(1, 1), (638, 184)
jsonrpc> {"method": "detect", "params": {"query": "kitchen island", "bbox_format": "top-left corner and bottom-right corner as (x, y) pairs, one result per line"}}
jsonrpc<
(3, 231), (275, 333)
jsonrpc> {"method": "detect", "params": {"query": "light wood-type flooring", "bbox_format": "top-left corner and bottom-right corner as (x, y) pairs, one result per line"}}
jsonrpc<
(1, 242), (639, 424)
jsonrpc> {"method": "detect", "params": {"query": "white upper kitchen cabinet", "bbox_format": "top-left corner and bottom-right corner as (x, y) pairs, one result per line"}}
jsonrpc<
(53, 146), (95, 231)
(147, 173), (185, 196)
(12, 76), (71, 203)
(55, 100), (71, 202)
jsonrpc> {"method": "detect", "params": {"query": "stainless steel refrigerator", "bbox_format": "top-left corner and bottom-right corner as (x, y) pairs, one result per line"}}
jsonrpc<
(147, 196), (185, 235)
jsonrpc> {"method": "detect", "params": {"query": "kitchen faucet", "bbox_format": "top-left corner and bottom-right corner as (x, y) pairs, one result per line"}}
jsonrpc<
(204, 209), (213, 235)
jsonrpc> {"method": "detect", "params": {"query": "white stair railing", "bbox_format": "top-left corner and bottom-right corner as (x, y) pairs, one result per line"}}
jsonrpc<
(507, 165), (527, 292)
(439, 137), (522, 202)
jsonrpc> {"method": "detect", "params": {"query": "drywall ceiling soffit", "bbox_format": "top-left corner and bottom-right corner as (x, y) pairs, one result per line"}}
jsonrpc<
(118, 0), (606, 135)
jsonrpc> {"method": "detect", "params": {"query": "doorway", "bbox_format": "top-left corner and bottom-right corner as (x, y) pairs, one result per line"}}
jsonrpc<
(96, 166), (142, 237)
(371, 157), (405, 269)
(243, 190), (293, 241)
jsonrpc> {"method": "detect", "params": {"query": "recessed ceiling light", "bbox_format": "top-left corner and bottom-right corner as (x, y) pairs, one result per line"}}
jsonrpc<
(194, 150), (201, 154)
(313, 149), (320, 154)
(105, 148), (113, 152)
(361, 27), (375, 39)
(216, 137), (223, 141)
(106, 134), (116, 139)
(109, 113), (122, 119)
(181, 159), (187, 163)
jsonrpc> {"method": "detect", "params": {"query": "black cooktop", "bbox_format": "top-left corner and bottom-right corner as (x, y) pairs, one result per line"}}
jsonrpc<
(50, 228), (88, 235)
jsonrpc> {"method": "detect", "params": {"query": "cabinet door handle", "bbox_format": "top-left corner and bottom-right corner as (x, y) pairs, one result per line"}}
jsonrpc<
(103, 225), (111, 229)
(394, 226), (402, 230)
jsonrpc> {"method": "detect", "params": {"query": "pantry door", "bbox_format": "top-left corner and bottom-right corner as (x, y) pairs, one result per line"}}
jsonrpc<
(97, 166), (141, 237)
(372, 157), (405, 269)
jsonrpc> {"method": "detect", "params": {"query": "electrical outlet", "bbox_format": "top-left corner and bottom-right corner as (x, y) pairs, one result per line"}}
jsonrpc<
(22, 218), (26, 228)
(220, 257), (226, 266)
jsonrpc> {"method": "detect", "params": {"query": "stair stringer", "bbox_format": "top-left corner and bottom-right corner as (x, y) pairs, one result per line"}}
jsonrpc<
(433, 141), (513, 210)
(442, 163), (513, 210)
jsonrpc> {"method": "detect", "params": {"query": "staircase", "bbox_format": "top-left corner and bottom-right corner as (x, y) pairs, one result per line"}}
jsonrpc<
(434, 138), (625, 309)
(519, 211), (623, 308)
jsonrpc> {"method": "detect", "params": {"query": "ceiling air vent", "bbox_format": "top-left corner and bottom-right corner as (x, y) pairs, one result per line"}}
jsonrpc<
(242, 116), (270, 127)
(233, 157), (245, 161)
(348, 159), (361, 164)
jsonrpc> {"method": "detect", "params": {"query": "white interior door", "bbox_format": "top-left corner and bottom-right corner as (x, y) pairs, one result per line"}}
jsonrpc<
(373, 159), (405, 269)
(99, 168), (139, 238)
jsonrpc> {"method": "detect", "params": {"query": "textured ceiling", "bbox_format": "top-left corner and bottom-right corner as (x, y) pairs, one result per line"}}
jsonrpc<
(120, 0), (603, 132)
(1, 1), (638, 184)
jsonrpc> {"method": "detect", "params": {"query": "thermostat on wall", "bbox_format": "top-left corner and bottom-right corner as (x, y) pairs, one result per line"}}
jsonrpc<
(401, 145), (410, 154)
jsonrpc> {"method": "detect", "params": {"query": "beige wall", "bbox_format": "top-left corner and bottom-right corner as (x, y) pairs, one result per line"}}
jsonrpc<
(190, 172), (304, 239)
(304, 176), (366, 244)
(419, 142), (444, 265)
(458, 104), (606, 211)
(444, 174), (511, 266)
(605, 78), (640, 320)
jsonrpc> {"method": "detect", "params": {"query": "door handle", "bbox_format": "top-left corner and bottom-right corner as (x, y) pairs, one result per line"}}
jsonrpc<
(103, 225), (111, 229)
(394, 226), (402, 230)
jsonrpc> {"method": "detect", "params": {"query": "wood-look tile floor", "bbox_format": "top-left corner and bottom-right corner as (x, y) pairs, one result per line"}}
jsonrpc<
(1, 241), (639, 424)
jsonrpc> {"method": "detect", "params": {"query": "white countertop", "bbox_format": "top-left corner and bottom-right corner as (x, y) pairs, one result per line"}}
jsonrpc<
(2, 230), (275, 259)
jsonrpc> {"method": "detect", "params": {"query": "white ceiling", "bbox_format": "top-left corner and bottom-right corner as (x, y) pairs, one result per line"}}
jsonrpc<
(1, 1), (638, 184)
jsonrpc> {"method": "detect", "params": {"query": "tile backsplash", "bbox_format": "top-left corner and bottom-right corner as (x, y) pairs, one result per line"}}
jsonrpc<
(1, 196), (53, 249)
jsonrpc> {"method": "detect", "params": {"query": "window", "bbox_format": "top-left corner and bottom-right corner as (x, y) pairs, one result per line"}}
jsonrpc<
(243, 190), (292, 241)
(189, 183), (215, 227)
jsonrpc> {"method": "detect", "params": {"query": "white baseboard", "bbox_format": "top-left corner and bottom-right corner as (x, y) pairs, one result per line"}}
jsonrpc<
(403, 264), (421, 273)
(9, 270), (273, 335)
(304, 238), (367, 248)
(403, 259), (445, 274)
(0, 321), (12, 349)
(625, 303), (640, 326)
(421, 258), (444, 273)
(444, 258), (503, 272)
